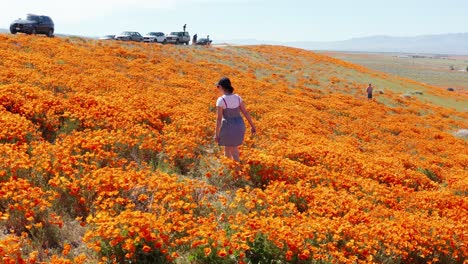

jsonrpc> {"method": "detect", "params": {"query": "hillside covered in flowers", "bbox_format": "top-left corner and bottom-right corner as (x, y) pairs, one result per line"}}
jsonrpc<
(0, 34), (467, 264)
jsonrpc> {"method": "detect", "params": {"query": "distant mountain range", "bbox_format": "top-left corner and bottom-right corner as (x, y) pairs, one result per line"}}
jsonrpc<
(219, 33), (468, 55)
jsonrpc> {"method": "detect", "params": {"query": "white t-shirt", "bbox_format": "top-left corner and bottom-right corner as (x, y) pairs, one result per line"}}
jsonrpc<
(216, 94), (243, 109)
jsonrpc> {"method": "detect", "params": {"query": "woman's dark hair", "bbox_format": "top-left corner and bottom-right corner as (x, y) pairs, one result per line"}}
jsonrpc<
(218, 77), (234, 94)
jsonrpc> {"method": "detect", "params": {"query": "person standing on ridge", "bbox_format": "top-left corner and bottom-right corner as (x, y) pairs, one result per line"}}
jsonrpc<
(214, 77), (256, 161)
(367, 84), (374, 100)
(193, 34), (198, 45)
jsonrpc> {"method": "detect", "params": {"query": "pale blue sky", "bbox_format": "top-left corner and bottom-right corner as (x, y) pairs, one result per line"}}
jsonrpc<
(2, 0), (467, 41)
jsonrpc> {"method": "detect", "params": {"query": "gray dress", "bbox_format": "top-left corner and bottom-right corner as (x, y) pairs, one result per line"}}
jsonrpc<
(218, 96), (246, 146)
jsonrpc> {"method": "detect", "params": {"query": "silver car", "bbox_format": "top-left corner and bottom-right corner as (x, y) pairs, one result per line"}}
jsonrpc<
(115, 31), (143, 42)
(99, 35), (115, 40)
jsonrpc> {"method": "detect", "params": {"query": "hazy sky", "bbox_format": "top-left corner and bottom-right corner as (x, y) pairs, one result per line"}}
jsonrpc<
(1, 0), (467, 41)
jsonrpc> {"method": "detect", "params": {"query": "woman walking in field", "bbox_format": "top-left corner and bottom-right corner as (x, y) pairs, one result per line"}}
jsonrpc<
(214, 77), (256, 161)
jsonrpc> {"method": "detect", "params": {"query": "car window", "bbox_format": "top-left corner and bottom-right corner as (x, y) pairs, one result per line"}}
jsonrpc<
(27, 15), (39, 22)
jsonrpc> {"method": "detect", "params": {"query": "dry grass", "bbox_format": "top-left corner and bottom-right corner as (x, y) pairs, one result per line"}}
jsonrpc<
(323, 51), (468, 90)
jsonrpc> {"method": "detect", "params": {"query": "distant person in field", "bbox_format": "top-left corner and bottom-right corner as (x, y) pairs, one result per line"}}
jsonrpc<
(214, 77), (256, 161)
(193, 34), (198, 45)
(183, 24), (187, 32)
(367, 84), (374, 100)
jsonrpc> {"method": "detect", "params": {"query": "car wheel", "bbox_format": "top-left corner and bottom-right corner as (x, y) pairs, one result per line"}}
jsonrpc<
(163, 39), (167, 44)
(10, 29), (17, 34)
(47, 29), (54, 37)
(30, 28), (37, 35)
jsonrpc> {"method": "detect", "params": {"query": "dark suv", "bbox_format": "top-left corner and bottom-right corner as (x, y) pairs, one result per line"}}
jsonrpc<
(10, 14), (54, 37)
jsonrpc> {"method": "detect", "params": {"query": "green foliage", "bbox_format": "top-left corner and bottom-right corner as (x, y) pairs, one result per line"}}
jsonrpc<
(53, 85), (72, 94)
(288, 194), (309, 213)
(249, 163), (266, 188)
(58, 118), (81, 136)
(417, 168), (443, 183)
(99, 240), (171, 264)
(245, 234), (285, 264)
(189, 246), (237, 264)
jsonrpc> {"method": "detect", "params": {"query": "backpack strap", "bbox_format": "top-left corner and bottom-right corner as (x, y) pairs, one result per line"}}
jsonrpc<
(222, 98), (228, 108)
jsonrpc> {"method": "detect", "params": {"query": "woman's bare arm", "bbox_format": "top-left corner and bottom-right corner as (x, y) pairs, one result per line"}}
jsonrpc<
(240, 101), (256, 134)
(215, 106), (224, 142)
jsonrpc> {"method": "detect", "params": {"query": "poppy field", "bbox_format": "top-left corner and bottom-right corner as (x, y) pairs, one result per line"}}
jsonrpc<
(0, 35), (467, 263)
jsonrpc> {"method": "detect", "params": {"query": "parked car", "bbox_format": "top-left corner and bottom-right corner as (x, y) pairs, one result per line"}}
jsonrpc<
(166, 32), (190, 45)
(196, 38), (212, 46)
(115, 31), (143, 42)
(143, 32), (166, 43)
(10, 14), (54, 37)
(99, 35), (115, 40)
